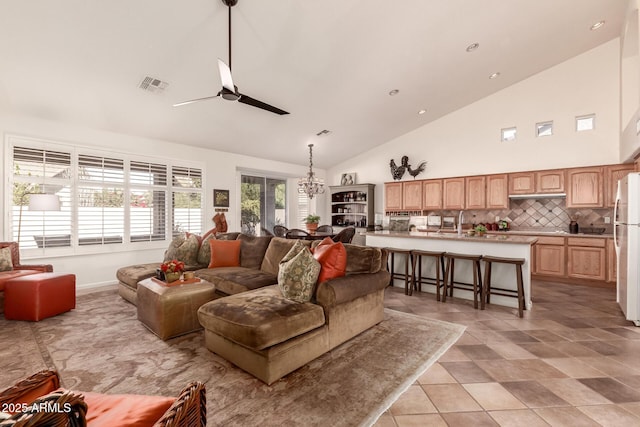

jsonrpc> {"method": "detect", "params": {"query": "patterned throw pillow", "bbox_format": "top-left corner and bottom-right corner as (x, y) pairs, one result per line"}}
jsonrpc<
(0, 247), (13, 272)
(164, 234), (199, 266)
(278, 240), (321, 303)
(197, 233), (216, 266)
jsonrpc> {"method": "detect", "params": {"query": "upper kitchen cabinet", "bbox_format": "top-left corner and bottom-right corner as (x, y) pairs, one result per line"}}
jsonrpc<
(422, 179), (443, 210)
(536, 169), (565, 194)
(443, 178), (465, 210)
(402, 181), (423, 210)
(508, 172), (535, 195)
(486, 174), (509, 209)
(605, 164), (635, 207)
(465, 176), (486, 209)
(566, 166), (604, 208)
(384, 182), (403, 211)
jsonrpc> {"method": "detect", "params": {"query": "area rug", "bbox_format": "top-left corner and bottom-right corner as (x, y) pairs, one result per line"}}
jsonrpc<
(0, 289), (465, 426)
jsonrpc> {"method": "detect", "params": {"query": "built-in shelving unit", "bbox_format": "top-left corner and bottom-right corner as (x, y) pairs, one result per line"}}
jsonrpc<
(329, 184), (375, 229)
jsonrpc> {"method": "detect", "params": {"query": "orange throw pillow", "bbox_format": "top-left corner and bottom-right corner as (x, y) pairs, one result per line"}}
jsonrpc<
(208, 239), (241, 268)
(81, 391), (175, 427)
(312, 237), (347, 283)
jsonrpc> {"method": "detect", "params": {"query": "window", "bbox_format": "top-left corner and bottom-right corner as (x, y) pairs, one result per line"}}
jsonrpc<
(576, 114), (595, 131)
(501, 127), (517, 142)
(536, 121), (553, 137)
(8, 137), (203, 252)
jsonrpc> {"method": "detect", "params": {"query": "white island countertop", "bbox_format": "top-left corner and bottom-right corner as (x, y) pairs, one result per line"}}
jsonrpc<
(365, 230), (536, 312)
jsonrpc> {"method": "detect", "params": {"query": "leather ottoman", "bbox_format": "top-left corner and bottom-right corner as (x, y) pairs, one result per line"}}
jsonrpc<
(137, 277), (218, 340)
(4, 273), (76, 321)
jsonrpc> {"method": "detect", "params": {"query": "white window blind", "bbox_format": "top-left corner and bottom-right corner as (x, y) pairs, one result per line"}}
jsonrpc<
(172, 166), (203, 235)
(297, 192), (310, 228)
(12, 147), (72, 248)
(130, 161), (168, 242)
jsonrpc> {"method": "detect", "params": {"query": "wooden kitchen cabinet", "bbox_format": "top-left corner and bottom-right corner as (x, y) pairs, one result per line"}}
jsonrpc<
(605, 164), (635, 207)
(465, 176), (486, 209)
(536, 169), (565, 193)
(384, 182), (403, 211)
(567, 238), (606, 281)
(508, 172), (535, 194)
(402, 181), (423, 210)
(486, 174), (509, 209)
(607, 238), (617, 283)
(534, 236), (566, 277)
(443, 178), (465, 210)
(422, 179), (442, 210)
(566, 166), (604, 208)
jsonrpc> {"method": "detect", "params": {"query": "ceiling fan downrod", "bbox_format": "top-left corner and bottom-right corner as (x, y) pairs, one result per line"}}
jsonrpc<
(222, 0), (238, 71)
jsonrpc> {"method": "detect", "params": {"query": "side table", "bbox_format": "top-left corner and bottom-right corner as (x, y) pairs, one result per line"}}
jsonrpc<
(137, 277), (217, 340)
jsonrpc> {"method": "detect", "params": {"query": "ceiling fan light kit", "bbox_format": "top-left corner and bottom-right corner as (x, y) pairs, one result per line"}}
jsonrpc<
(173, 0), (289, 115)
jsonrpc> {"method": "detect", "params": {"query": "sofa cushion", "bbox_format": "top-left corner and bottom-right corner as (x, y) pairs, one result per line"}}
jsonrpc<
(344, 244), (384, 274)
(116, 263), (161, 289)
(198, 285), (325, 350)
(164, 234), (199, 266)
(278, 240), (321, 303)
(312, 238), (347, 284)
(208, 239), (241, 268)
(260, 237), (312, 276)
(195, 267), (278, 295)
(82, 390), (175, 427)
(238, 234), (273, 269)
(0, 246), (13, 272)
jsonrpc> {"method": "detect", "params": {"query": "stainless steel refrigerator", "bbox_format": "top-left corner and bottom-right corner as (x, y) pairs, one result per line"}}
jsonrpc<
(614, 172), (640, 326)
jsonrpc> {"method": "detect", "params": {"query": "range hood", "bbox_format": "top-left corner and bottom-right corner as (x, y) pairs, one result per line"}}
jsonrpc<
(508, 193), (566, 199)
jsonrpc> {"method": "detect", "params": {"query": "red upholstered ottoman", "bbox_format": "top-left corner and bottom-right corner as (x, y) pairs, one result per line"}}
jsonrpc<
(4, 273), (76, 321)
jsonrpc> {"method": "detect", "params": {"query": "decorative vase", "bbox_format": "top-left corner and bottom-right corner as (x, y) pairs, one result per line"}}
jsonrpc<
(165, 272), (181, 283)
(306, 223), (319, 234)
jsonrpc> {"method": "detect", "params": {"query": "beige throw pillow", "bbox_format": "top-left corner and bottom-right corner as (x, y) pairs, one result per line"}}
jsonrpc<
(0, 247), (13, 272)
(164, 233), (199, 266)
(277, 240), (320, 303)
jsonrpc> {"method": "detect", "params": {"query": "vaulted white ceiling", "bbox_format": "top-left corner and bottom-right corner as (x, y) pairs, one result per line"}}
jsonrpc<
(0, 0), (627, 168)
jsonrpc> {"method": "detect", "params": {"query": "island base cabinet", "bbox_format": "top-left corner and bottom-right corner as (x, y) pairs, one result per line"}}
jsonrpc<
(567, 246), (606, 281)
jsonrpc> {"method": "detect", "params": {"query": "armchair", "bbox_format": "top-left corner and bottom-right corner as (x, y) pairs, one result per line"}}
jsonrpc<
(0, 242), (53, 273)
(0, 370), (206, 427)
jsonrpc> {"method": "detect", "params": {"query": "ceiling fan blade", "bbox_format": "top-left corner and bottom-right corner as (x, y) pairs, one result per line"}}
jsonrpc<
(218, 58), (235, 92)
(238, 93), (289, 115)
(173, 94), (220, 107)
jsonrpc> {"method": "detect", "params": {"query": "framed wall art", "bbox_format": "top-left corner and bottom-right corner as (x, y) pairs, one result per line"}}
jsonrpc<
(213, 189), (229, 208)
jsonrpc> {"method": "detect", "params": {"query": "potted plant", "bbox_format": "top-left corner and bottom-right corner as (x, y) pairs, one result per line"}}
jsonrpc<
(160, 259), (185, 283)
(304, 214), (321, 233)
(474, 224), (487, 237)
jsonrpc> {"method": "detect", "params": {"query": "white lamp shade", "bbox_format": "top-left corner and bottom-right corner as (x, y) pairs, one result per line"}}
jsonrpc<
(28, 194), (61, 211)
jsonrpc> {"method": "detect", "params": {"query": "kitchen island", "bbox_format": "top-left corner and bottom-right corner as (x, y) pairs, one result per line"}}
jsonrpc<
(365, 231), (538, 310)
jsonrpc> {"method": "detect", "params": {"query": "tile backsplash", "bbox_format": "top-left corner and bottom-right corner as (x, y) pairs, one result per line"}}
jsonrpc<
(422, 198), (613, 233)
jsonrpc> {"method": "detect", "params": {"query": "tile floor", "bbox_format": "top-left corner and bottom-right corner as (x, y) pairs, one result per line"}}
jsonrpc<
(375, 280), (640, 427)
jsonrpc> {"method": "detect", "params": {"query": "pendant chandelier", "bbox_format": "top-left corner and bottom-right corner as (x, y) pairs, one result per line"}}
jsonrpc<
(298, 143), (325, 199)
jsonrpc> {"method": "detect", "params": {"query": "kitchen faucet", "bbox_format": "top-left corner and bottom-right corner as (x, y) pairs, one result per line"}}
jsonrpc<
(458, 210), (464, 235)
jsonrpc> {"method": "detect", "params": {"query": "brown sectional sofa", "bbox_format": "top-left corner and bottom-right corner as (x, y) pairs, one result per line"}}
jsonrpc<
(116, 233), (390, 384)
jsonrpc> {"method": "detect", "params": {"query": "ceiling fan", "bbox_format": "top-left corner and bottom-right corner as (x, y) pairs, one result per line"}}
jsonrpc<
(173, 0), (289, 115)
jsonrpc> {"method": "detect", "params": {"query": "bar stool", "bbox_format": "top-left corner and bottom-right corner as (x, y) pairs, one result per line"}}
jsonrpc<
(385, 247), (413, 295)
(411, 250), (446, 299)
(442, 252), (483, 308)
(482, 256), (526, 317)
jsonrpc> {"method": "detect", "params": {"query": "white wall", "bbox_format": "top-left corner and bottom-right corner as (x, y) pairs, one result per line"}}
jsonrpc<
(621, 0), (640, 161)
(0, 113), (323, 288)
(327, 39), (622, 216)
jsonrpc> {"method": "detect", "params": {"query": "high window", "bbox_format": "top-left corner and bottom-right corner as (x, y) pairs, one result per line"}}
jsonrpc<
(8, 136), (203, 253)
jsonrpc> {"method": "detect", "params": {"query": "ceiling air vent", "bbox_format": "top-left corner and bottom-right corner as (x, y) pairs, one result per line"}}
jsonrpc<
(139, 76), (168, 94)
(316, 129), (331, 136)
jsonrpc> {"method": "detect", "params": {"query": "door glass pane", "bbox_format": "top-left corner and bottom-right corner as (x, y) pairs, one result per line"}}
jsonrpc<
(241, 175), (286, 236)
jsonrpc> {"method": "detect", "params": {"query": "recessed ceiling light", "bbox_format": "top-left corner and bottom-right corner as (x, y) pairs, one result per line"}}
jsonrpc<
(388, 89), (399, 96)
(590, 20), (605, 31)
(489, 72), (500, 79)
(418, 109), (427, 115)
(466, 43), (479, 52)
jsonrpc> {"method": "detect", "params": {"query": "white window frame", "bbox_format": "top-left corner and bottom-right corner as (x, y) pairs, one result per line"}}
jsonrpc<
(5, 134), (205, 257)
